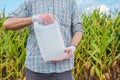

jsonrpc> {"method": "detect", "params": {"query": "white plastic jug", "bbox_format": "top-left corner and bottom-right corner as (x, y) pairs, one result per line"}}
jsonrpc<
(33, 21), (67, 61)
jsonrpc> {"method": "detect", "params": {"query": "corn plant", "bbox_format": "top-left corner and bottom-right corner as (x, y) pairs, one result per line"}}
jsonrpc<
(73, 10), (120, 80)
(0, 13), (29, 80)
(0, 10), (120, 80)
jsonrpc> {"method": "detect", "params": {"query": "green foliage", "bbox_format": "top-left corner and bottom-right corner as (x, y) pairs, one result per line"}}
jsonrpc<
(0, 10), (120, 80)
(74, 10), (120, 80)
(0, 15), (29, 80)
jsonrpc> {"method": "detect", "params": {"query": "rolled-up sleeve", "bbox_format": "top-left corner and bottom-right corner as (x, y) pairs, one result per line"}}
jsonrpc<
(7, 0), (32, 18)
(71, 0), (84, 35)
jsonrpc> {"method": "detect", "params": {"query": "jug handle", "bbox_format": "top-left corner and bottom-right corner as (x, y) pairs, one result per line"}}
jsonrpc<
(33, 16), (60, 28)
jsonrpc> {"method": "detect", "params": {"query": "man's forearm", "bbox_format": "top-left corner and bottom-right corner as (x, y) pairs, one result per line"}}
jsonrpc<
(4, 17), (32, 30)
(71, 31), (83, 47)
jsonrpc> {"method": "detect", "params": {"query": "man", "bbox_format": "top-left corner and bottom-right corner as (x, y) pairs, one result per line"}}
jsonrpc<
(4, 0), (84, 80)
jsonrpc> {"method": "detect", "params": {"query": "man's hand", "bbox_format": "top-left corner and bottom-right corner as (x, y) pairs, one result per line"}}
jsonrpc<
(51, 46), (76, 62)
(32, 14), (54, 25)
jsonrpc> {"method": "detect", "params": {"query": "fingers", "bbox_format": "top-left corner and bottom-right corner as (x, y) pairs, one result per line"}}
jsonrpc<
(50, 48), (72, 63)
(64, 48), (72, 60)
(49, 14), (54, 24)
(51, 55), (67, 62)
(39, 14), (55, 25)
(51, 57), (64, 63)
(43, 15), (50, 25)
(64, 48), (72, 53)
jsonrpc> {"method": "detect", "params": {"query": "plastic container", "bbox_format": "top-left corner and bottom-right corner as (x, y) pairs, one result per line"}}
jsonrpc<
(33, 21), (67, 61)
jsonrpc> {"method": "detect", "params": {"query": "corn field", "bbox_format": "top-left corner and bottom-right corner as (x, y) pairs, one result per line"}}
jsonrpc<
(0, 12), (29, 80)
(0, 10), (120, 80)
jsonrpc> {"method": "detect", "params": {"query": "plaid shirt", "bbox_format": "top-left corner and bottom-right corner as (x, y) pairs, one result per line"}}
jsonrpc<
(8, 0), (84, 73)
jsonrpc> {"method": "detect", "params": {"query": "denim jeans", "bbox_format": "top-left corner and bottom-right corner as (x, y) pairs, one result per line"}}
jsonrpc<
(25, 67), (74, 80)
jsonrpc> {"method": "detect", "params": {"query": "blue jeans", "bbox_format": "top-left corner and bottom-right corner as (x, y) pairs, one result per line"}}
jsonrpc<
(25, 67), (74, 80)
